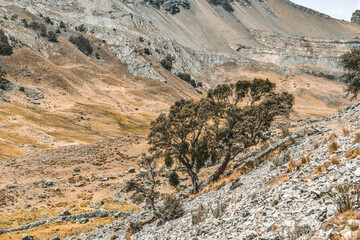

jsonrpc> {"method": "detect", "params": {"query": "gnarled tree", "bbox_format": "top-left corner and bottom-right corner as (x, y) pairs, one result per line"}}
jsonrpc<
(206, 79), (294, 184)
(148, 98), (215, 193)
(148, 79), (294, 193)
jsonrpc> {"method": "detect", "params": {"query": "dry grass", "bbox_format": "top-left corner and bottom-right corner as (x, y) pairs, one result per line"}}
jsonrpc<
(329, 142), (339, 153)
(266, 174), (289, 187)
(352, 149), (360, 159)
(331, 157), (341, 165)
(346, 149), (354, 158)
(343, 128), (351, 137)
(0, 217), (116, 240)
(288, 158), (296, 172)
(77, 192), (93, 201)
(328, 133), (337, 142)
(354, 133), (360, 145)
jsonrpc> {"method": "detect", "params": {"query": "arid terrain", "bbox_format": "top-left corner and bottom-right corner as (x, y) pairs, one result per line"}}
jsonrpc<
(0, 0), (359, 239)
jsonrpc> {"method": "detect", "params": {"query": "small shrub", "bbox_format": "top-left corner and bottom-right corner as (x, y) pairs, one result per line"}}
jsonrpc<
(191, 203), (207, 225)
(329, 142), (339, 153)
(29, 21), (39, 30)
(160, 54), (173, 71)
(168, 171), (180, 187)
(11, 14), (18, 20)
(209, 200), (228, 218)
(95, 52), (101, 59)
(159, 195), (184, 222)
(75, 24), (87, 32)
(39, 23), (47, 37)
(44, 16), (53, 25)
(330, 183), (360, 213)
(139, 36), (144, 42)
(144, 47), (151, 55)
(47, 31), (58, 42)
(56, 28), (61, 34)
(127, 221), (143, 234)
(69, 35), (93, 56)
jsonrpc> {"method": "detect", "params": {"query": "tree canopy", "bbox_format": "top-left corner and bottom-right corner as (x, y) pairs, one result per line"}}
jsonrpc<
(148, 79), (294, 193)
(341, 48), (360, 100)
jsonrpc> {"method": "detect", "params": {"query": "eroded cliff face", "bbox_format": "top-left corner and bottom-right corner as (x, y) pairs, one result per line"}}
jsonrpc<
(2, 0), (360, 83)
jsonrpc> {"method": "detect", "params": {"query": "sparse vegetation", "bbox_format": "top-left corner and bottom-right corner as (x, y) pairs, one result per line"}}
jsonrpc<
(144, 47), (151, 55)
(191, 203), (207, 225)
(44, 16), (53, 25)
(168, 171), (180, 187)
(75, 24), (87, 32)
(47, 30), (58, 42)
(329, 142), (339, 153)
(330, 183), (360, 213)
(125, 155), (184, 223)
(177, 72), (197, 88)
(69, 35), (93, 56)
(160, 54), (173, 71)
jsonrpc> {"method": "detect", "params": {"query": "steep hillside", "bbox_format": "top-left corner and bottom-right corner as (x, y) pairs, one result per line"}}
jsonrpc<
(0, 0), (358, 161)
(64, 103), (360, 240)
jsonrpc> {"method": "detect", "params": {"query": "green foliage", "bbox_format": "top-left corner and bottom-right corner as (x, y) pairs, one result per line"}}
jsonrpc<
(69, 35), (93, 56)
(160, 54), (173, 71)
(47, 31), (58, 42)
(169, 171), (180, 187)
(149, 78), (294, 193)
(341, 48), (360, 99)
(0, 29), (13, 56)
(149, 98), (215, 192)
(75, 24), (87, 32)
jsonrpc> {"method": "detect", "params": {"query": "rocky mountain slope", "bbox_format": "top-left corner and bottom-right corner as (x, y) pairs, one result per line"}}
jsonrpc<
(0, 0), (359, 160)
(65, 102), (360, 240)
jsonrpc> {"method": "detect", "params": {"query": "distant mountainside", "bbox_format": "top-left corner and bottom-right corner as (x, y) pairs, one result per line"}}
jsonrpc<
(0, 0), (358, 158)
